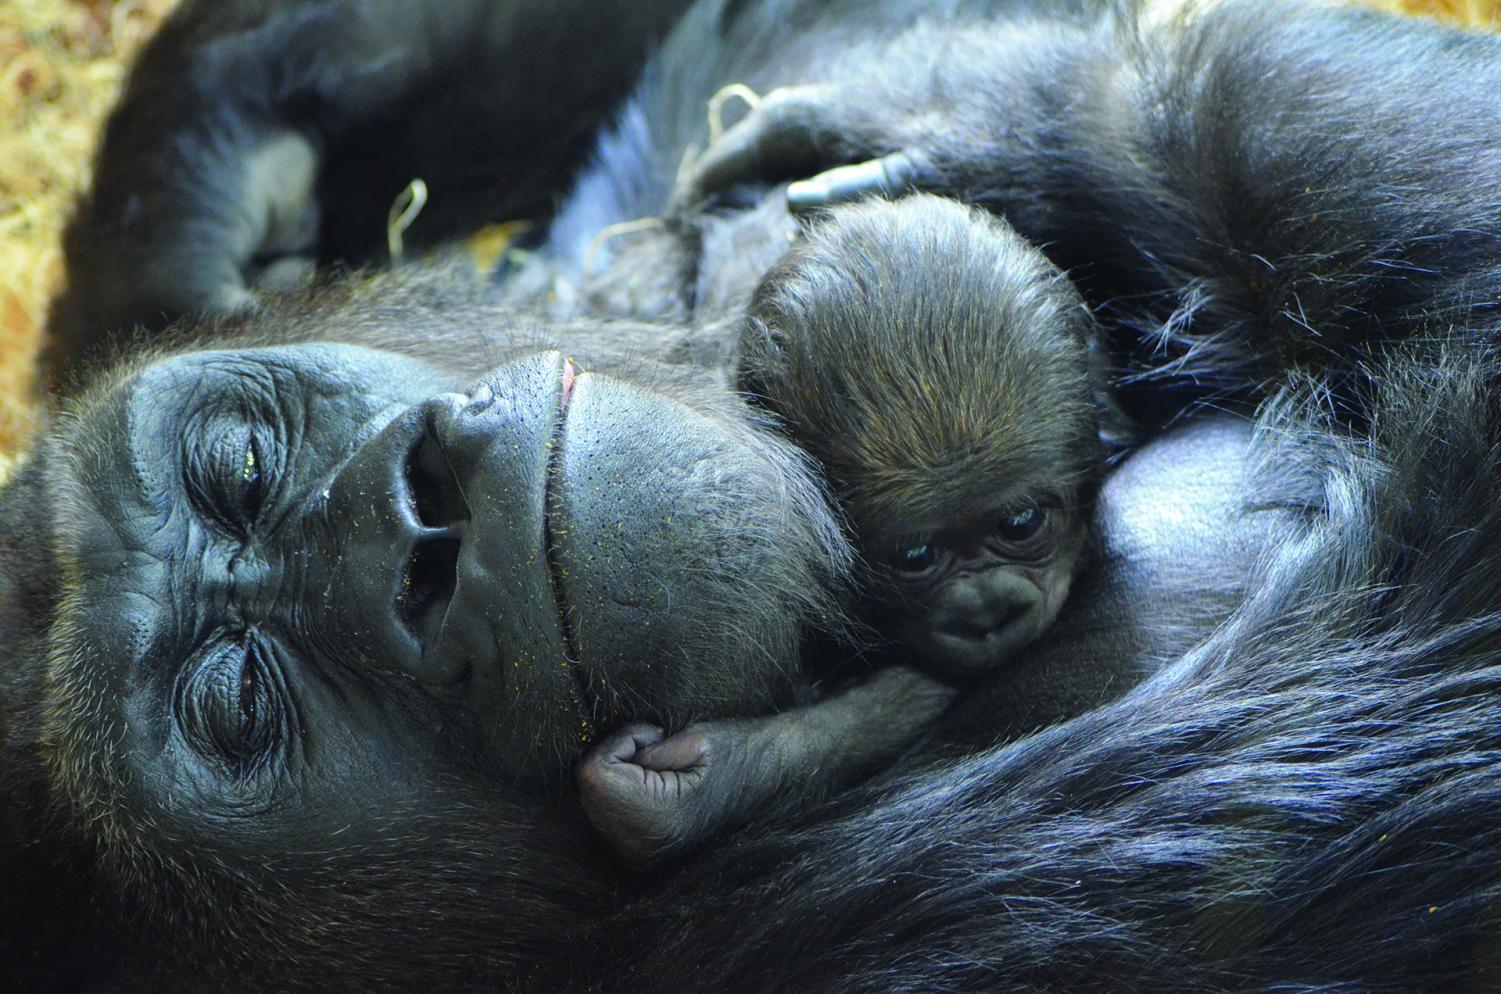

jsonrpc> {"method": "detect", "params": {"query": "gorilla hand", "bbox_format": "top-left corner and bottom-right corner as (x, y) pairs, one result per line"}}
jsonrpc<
(577, 723), (733, 868)
(578, 667), (957, 868)
(675, 81), (939, 213)
(671, 21), (1101, 214)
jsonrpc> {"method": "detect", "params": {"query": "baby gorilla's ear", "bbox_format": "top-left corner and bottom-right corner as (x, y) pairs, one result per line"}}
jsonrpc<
(735, 314), (792, 400)
(1088, 336), (1140, 452)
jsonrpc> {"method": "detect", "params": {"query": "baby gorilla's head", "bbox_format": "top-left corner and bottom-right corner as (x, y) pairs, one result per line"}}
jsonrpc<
(740, 194), (1101, 680)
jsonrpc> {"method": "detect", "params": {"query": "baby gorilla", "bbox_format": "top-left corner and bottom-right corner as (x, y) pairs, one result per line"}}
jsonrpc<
(580, 195), (1108, 867)
(743, 193), (1103, 682)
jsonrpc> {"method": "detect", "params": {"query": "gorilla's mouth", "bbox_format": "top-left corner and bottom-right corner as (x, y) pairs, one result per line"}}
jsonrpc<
(542, 358), (587, 700)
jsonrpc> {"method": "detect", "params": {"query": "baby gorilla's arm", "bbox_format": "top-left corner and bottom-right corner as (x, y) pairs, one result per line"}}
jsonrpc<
(578, 667), (955, 868)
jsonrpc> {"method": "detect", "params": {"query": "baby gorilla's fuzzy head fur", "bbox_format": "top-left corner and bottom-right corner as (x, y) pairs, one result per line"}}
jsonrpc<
(738, 195), (1101, 678)
(739, 195), (1099, 539)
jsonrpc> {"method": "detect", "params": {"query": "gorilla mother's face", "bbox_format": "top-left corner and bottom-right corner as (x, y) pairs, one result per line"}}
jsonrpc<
(43, 340), (845, 859)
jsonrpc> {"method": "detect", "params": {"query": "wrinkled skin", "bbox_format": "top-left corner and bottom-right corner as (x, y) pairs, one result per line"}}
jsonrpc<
(7, 0), (1501, 991)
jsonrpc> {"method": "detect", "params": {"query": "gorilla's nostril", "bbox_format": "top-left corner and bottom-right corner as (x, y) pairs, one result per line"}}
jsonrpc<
(944, 603), (1027, 643)
(997, 602), (1028, 631)
(397, 535), (461, 641)
(404, 425), (469, 527)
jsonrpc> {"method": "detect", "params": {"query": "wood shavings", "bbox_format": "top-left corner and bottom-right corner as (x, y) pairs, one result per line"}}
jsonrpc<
(0, 0), (178, 454)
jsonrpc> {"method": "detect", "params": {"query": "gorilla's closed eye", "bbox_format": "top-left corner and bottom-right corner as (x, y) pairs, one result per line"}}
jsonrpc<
(185, 422), (270, 535)
(175, 635), (278, 768)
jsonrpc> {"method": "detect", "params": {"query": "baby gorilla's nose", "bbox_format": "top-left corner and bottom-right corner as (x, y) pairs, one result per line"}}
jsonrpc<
(920, 574), (1042, 680)
(940, 600), (1028, 644)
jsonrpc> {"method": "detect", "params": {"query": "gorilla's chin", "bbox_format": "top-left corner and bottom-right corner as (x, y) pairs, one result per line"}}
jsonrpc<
(544, 366), (855, 735)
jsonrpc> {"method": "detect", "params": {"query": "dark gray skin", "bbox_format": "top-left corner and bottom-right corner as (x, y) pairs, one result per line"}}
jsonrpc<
(740, 193), (1109, 682)
(14, 0), (1501, 990)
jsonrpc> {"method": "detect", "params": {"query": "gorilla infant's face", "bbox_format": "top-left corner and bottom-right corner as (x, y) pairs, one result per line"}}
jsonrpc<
(45, 341), (843, 857)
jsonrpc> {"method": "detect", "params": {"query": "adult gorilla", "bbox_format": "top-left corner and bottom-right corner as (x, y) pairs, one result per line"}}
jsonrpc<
(5, 1), (1501, 993)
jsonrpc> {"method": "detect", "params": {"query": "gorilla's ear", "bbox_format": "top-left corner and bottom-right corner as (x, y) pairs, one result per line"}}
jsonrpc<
(0, 447), (63, 810)
(0, 450), (61, 659)
(1088, 335), (1140, 453)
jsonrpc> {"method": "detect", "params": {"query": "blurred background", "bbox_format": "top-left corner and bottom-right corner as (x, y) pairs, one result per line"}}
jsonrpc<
(0, 0), (1497, 455)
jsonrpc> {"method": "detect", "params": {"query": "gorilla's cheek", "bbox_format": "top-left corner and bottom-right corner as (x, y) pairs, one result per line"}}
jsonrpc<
(548, 373), (813, 724)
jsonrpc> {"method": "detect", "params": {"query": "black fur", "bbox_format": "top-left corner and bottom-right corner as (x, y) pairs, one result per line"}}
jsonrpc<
(8, 0), (1501, 991)
(543, 346), (1501, 994)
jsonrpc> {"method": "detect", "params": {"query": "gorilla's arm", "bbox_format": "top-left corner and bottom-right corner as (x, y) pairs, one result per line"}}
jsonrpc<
(577, 666), (955, 868)
(684, 0), (1501, 392)
(48, 0), (691, 377)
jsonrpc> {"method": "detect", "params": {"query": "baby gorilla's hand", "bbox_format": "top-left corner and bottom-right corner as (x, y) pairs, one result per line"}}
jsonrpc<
(577, 668), (957, 869)
(577, 722), (741, 868)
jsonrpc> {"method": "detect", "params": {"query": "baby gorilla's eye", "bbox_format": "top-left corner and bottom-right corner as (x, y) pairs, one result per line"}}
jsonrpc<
(997, 506), (1046, 542)
(893, 543), (938, 572)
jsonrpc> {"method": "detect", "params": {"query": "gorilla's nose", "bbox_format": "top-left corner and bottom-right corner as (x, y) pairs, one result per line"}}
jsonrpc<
(320, 394), (472, 686)
(925, 578), (1039, 678)
(315, 351), (571, 696)
(940, 601), (1028, 645)
(392, 416), (468, 651)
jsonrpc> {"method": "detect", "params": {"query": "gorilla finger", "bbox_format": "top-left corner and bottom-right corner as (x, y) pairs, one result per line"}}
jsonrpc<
(675, 84), (839, 207)
(785, 149), (934, 213)
(588, 723), (667, 767)
(578, 732), (661, 802)
(633, 729), (712, 773)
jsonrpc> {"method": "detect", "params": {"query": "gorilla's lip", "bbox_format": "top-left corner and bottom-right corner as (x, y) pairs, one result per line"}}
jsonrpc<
(542, 358), (586, 695)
